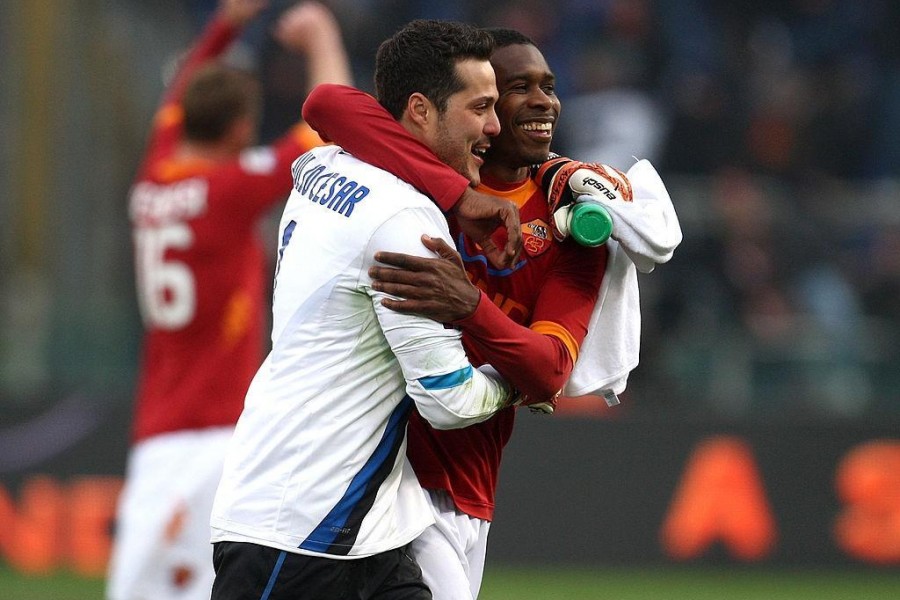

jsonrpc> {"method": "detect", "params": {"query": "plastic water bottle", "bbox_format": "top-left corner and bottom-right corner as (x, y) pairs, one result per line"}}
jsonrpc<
(566, 202), (613, 247)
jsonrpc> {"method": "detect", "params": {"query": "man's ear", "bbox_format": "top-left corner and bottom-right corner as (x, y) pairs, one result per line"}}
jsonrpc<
(406, 92), (432, 127)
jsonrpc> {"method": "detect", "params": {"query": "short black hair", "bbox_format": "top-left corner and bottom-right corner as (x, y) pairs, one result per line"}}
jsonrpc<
(483, 27), (535, 50)
(374, 19), (495, 119)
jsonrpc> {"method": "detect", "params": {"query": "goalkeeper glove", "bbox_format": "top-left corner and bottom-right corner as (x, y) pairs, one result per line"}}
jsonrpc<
(533, 156), (633, 243)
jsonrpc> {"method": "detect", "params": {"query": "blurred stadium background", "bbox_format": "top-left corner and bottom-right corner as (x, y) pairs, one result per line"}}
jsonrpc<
(1, 0), (899, 597)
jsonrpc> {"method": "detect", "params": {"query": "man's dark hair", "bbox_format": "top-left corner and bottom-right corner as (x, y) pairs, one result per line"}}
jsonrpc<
(374, 19), (495, 119)
(483, 27), (535, 50)
(182, 64), (261, 142)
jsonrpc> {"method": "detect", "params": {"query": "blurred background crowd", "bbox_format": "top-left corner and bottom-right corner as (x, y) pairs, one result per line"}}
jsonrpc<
(2, 0), (899, 429)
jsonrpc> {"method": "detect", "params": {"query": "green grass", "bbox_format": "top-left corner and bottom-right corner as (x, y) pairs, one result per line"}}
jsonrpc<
(0, 567), (105, 600)
(2, 565), (899, 600)
(480, 565), (900, 600)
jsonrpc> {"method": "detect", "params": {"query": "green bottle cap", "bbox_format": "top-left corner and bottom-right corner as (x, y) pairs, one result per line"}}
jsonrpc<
(569, 202), (613, 247)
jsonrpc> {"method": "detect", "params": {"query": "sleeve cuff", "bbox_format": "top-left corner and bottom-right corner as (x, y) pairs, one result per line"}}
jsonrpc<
(452, 290), (500, 335)
(436, 177), (473, 213)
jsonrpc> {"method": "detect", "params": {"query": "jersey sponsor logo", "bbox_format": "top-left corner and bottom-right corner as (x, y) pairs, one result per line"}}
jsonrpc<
(291, 152), (369, 217)
(522, 218), (552, 257)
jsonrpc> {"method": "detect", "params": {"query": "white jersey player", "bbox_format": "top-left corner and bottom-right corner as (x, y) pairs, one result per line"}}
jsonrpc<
(210, 19), (510, 599)
(210, 144), (512, 556)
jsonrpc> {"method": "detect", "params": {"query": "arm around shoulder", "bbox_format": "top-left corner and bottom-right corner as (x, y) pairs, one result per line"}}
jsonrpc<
(365, 209), (514, 428)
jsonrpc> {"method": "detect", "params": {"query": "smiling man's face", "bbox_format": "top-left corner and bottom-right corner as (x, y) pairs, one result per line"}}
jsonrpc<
(425, 58), (500, 187)
(482, 42), (561, 182)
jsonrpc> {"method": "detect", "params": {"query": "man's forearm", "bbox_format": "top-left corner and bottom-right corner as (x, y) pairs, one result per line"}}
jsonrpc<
(457, 295), (574, 402)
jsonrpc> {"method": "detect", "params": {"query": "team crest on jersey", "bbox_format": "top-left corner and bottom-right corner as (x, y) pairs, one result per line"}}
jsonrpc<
(522, 219), (552, 257)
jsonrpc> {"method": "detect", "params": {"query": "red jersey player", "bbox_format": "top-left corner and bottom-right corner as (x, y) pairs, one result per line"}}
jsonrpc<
(107, 2), (352, 600)
(302, 28), (611, 600)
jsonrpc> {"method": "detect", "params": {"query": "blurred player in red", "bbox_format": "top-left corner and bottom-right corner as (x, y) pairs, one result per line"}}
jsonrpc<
(106, 2), (352, 599)
(303, 28), (610, 599)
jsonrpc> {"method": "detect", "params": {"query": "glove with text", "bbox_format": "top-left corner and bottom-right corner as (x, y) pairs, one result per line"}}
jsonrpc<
(533, 156), (633, 241)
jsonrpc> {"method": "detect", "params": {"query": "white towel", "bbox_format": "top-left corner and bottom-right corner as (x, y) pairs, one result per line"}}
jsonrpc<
(602, 159), (682, 274)
(562, 159), (682, 403)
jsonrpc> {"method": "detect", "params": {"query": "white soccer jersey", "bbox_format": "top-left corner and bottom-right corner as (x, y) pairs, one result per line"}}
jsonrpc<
(210, 145), (511, 559)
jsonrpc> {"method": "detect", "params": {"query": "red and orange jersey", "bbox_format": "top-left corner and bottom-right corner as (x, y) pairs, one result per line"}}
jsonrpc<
(129, 15), (324, 443)
(408, 173), (607, 520)
(302, 83), (608, 520)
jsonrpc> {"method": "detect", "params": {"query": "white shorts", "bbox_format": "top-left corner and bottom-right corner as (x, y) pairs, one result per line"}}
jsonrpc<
(106, 427), (233, 600)
(410, 489), (491, 600)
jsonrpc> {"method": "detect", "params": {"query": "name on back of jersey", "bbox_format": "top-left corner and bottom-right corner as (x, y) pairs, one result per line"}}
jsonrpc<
(291, 152), (369, 217)
(129, 179), (208, 227)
